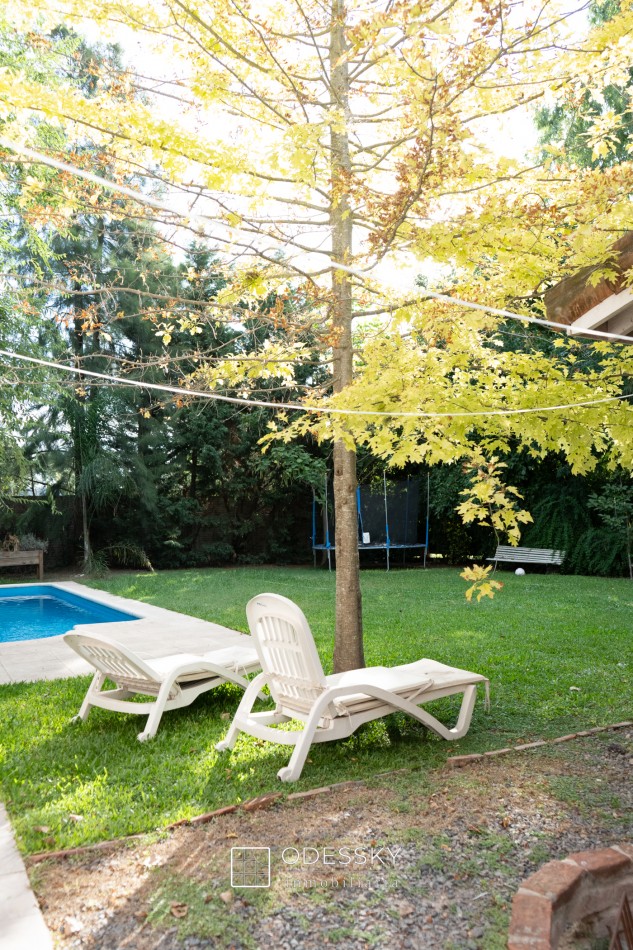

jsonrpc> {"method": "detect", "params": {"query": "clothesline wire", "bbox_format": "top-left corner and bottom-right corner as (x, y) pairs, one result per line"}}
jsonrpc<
(1, 347), (632, 419)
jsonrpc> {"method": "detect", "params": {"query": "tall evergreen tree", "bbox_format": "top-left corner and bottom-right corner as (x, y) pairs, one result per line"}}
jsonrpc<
(536, 1), (633, 168)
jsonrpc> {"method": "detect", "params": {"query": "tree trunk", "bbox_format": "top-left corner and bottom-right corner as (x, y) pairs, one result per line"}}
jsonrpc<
(330, 0), (364, 672)
(190, 447), (198, 498)
(81, 491), (92, 568)
(71, 288), (91, 569)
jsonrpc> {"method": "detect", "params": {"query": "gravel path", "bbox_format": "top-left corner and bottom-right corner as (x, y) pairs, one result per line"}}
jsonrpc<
(31, 728), (632, 949)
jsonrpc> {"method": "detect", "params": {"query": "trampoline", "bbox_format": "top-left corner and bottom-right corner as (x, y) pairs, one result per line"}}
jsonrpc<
(312, 473), (429, 571)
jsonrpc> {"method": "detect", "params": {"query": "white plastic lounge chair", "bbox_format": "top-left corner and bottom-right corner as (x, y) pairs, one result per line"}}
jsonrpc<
(64, 632), (261, 741)
(216, 593), (490, 781)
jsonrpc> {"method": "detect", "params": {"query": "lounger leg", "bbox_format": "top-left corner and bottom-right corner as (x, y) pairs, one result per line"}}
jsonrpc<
(276, 696), (332, 782)
(71, 672), (106, 724)
(216, 673), (269, 752)
(137, 678), (176, 741)
(408, 685), (478, 740)
(277, 727), (316, 782)
(450, 685), (477, 738)
(215, 720), (241, 752)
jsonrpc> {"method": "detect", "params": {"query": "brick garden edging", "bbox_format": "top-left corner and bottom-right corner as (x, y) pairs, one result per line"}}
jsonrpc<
(25, 721), (631, 865)
(25, 780), (368, 864)
(447, 720), (632, 768)
(508, 844), (633, 949)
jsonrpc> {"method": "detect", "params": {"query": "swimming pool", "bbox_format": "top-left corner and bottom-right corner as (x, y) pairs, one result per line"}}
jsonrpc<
(0, 584), (139, 643)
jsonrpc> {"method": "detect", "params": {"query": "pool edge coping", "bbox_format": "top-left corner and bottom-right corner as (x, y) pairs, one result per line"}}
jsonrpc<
(0, 803), (53, 949)
(0, 580), (250, 684)
(0, 579), (230, 629)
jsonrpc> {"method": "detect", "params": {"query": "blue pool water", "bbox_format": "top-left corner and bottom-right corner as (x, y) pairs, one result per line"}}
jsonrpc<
(0, 585), (139, 643)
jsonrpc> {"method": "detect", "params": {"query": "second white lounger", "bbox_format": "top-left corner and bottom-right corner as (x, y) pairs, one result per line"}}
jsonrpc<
(65, 632), (261, 741)
(216, 593), (489, 781)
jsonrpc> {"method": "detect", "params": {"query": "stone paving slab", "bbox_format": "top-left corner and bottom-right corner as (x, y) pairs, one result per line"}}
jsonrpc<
(0, 804), (52, 950)
(0, 581), (252, 684)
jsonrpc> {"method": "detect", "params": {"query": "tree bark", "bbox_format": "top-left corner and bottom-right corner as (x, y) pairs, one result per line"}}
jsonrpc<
(81, 491), (92, 568)
(330, 0), (364, 672)
(71, 288), (92, 569)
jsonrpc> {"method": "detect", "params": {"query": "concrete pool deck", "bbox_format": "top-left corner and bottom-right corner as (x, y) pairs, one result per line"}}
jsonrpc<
(0, 804), (52, 950)
(0, 581), (252, 685)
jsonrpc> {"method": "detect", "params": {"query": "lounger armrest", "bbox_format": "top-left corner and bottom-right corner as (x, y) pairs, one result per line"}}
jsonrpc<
(305, 679), (435, 720)
(147, 658), (255, 682)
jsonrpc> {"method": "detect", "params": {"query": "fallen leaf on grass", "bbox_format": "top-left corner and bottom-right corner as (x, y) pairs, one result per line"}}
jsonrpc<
(170, 902), (188, 918)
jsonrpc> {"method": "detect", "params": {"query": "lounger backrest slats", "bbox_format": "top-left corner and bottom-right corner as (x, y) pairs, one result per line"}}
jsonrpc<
(246, 594), (327, 713)
(64, 633), (181, 699)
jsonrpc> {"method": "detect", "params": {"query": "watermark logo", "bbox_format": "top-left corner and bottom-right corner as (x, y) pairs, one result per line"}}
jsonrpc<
(230, 847), (271, 888)
(280, 846), (401, 868)
(230, 843), (401, 890)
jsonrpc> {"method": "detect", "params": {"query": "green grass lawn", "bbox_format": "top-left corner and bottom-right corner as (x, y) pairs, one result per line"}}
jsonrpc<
(0, 566), (631, 854)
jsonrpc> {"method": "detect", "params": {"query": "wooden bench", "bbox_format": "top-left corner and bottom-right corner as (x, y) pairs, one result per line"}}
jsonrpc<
(0, 549), (44, 580)
(487, 545), (565, 568)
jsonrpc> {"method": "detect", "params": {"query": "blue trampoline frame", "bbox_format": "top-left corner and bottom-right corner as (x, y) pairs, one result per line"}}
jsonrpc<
(312, 473), (429, 571)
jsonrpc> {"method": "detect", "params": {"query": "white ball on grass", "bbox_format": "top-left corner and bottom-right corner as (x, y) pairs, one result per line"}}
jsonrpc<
(515, 567), (526, 576)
